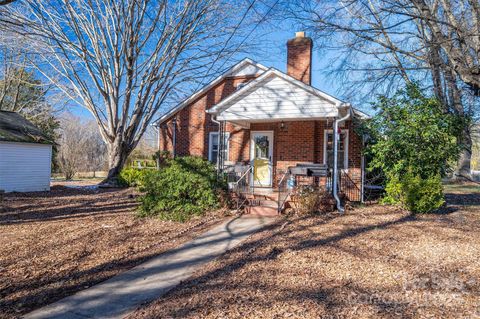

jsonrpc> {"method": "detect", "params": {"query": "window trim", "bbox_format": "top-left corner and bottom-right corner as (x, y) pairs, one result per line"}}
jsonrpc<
(208, 131), (230, 163)
(323, 129), (349, 169)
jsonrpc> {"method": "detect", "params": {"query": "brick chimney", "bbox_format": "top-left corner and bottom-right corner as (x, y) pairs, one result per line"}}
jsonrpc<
(287, 31), (313, 85)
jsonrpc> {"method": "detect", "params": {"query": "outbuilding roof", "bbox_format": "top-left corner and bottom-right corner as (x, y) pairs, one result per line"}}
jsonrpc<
(0, 111), (53, 144)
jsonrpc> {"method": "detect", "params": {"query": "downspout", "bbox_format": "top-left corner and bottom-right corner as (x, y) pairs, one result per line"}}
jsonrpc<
(172, 117), (177, 158)
(151, 123), (160, 169)
(361, 134), (366, 203)
(333, 107), (351, 213)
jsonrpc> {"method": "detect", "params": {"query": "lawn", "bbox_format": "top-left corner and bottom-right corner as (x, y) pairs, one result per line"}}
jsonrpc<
(128, 183), (480, 319)
(0, 185), (225, 319)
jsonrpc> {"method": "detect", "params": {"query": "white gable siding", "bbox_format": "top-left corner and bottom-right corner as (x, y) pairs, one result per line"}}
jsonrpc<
(0, 142), (52, 192)
(229, 63), (265, 77)
(217, 74), (338, 121)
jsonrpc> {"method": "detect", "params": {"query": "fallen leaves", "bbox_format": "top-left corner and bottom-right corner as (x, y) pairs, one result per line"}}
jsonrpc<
(0, 185), (225, 319)
(127, 188), (480, 319)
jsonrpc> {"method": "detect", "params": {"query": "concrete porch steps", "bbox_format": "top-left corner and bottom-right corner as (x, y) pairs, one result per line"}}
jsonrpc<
(245, 198), (280, 216)
(240, 188), (288, 216)
(246, 204), (279, 216)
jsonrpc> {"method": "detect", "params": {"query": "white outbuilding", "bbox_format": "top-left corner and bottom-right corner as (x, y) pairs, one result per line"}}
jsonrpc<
(0, 111), (53, 192)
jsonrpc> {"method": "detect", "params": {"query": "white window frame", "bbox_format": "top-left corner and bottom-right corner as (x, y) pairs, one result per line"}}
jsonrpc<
(323, 129), (349, 169)
(208, 132), (230, 163)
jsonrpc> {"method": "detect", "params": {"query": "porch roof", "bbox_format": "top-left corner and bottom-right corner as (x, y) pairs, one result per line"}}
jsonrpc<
(207, 68), (350, 125)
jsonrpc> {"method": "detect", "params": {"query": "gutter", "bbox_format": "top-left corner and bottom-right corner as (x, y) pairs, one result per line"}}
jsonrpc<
(333, 106), (352, 213)
(172, 118), (177, 158)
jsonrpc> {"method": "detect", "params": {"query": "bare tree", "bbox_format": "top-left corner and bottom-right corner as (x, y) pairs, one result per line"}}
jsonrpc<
(84, 120), (108, 178)
(0, 38), (62, 146)
(0, 51), (54, 116)
(57, 114), (89, 180)
(57, 113), (107, 180)
(0, 0), (15, 5)
(408, 0), (480, 95)
(2, 0), (263, 184)
(134, 126), (158, 156)
(284, 0), (479, 177)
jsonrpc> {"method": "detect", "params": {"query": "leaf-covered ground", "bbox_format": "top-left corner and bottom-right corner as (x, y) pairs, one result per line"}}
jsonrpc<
(129, 183), (480, 319)
(0, 185), (225, 319)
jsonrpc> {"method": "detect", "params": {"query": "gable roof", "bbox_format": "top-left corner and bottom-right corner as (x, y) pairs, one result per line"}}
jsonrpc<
(153, 58), (268, 125)
(207, 68), (347, 116)
(0, 111), (53, 144)
(352, 108), (371, 119)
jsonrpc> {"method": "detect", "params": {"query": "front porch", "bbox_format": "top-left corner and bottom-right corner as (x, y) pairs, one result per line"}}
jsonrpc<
(205, 68), (365, 214)
(213, 117), (364, 215)
(225, 162), (362, 216)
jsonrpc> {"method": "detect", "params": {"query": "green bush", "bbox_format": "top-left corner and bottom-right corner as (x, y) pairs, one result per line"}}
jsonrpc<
(153, 150), (172, 167)
(137, 156), (225, 222)
(118, 167), (150, 187)
(381, 173), (404, 205)
(366, 84), (459, 179)
(362, 84), (459, 213)
(382, 172), (445, 213)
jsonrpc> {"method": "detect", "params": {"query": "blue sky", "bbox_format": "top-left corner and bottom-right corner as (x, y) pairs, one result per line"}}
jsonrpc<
(67, 26), (366, 120)
(246, 28), (343, 101)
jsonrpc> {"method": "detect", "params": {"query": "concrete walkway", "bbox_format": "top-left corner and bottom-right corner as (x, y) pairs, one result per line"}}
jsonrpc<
(24, 215), (276, 319)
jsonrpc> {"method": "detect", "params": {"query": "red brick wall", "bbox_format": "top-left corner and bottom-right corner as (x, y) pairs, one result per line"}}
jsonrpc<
(227, 123), (249, 163)
(286, 36), (313, 85)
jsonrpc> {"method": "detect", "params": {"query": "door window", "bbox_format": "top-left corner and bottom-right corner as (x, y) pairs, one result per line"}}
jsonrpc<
(251, 132), (273, 186)
(254, 135), (270, 159)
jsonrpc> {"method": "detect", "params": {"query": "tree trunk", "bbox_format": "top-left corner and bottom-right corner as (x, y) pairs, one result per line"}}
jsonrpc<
(454, 126), (472, 180)
(442, 64), (473, 180)
(102, 139), (131, 185)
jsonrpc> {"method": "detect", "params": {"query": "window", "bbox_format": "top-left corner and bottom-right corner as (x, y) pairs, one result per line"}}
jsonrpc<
(324, 130), (348, 169)
(254, 135), (269, 159)
(208, 132), (230, 163)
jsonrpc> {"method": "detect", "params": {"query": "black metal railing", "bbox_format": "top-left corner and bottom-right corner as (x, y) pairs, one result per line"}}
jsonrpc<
(339, 170), (361, 202)
(326, 169), (333, 192)
(277, 169), (292, 213)
(232, 166), (253, 212)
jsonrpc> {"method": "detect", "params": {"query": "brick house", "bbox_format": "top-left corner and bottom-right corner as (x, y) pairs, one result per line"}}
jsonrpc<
(155, 32), (369, 213)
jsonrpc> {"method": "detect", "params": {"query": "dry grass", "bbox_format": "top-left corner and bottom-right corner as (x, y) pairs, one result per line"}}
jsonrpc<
(0, 185), (226, 319)
(129, 184), (480, 319)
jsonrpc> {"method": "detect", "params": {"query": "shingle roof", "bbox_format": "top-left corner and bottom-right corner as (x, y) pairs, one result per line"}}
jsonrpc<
(0, 111), (53, 144)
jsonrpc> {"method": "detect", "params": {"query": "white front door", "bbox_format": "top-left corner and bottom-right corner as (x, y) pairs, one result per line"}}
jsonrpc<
(250, 131), (274, 187)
